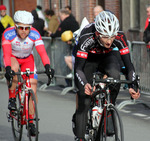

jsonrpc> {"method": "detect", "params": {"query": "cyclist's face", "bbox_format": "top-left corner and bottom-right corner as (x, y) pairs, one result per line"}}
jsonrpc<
(15, 23), (31, 39)
(96, 32), (116, 48)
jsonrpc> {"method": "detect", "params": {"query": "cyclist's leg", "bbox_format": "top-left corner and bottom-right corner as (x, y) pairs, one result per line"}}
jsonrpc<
(75, 90), (91, 138)
(99, 52), (121, 105)
(9, 57), (19, 97)
(74, 54), (99, 139)
(8, 57), (19, 110)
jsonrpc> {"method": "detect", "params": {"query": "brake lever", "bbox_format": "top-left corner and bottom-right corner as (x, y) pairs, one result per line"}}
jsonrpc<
(47, 75), (51, 86)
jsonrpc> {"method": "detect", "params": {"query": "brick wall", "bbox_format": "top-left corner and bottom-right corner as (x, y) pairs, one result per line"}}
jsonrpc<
(43, 0), (49, 9)
(105, 0), (120, 21)
(14, 0), (36, 12)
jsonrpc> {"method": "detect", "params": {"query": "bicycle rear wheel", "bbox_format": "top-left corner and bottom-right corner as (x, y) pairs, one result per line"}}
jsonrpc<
(27, 89), (39, 141)
(11, 91), (23, 141)
(97, 105), (124, 141)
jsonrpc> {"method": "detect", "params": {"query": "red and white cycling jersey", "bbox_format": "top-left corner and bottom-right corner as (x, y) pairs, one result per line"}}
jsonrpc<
(2, 26), (50, 67)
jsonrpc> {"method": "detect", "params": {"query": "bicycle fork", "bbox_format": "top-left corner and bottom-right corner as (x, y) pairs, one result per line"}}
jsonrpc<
(21, 92), (29, 125)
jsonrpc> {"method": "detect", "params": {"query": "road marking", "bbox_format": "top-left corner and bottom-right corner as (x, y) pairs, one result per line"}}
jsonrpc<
(132, 113), (147, 117)
(120, 109), (131, 113)
(143, 117), (150, 120)
(121, 109), (150, 121)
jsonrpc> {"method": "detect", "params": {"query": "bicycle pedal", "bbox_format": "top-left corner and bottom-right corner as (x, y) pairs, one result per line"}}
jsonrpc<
(6, 113), (12, 122)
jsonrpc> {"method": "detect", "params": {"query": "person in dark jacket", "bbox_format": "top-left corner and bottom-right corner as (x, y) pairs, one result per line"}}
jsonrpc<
(65, 5), (76, 21)
(49, 9), (79, 38)
(31, 9), (45, 36)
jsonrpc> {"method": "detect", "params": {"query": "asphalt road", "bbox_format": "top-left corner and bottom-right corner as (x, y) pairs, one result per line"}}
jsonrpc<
(0, 79), (150, 141)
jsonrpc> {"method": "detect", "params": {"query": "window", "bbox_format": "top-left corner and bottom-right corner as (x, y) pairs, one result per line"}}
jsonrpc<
(130, 0), (140, 30)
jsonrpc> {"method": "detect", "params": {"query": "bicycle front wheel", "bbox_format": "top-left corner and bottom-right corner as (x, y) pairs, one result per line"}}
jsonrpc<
(27, 89), (39, 141)
(97, 105), (124, 141)
(11, 91), (23, 141)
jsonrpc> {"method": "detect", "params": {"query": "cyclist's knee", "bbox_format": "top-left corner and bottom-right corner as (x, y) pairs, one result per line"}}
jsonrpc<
(77, 94), (91, 113)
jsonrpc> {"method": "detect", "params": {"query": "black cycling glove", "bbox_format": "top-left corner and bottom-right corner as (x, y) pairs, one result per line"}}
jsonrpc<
(129, 80), (139, 92)
(5, 66), (15, 81)
(44, 64), (55, 79)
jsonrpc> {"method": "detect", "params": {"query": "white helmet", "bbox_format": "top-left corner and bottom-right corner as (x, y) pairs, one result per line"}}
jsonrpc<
(95, 11), (119, 37)
(14, 10), (34, 25)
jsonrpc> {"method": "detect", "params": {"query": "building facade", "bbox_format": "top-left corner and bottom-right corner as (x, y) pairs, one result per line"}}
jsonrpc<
(0, 0), (149, 41)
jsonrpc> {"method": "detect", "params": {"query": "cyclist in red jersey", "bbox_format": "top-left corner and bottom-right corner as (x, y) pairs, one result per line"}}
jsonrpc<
(2, 10), (54, 136)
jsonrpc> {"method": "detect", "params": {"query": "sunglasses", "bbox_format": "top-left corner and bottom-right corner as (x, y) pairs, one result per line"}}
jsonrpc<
(99, 34), (117, 39)
(15, 24), (31, 31)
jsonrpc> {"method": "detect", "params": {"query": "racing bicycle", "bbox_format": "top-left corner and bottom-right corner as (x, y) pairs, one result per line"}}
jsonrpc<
(7, 68), (51, 141)
(85, 72), (139, 141)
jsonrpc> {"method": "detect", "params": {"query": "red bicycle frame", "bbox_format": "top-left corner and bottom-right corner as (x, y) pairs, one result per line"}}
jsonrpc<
(10, 69), (35, 125)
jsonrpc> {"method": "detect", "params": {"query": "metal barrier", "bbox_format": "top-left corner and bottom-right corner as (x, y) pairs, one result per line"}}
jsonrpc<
(33, 37), (76, 93)
(132, 41), (150, 94)
(117, 41), (150, 110)
(34, 37), (71, 75)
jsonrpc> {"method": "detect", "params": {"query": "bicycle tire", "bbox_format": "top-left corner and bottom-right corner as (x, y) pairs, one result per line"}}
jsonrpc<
(27, 89), (39, 141)
(96, 105), (124, 141)
(11, 90), (23, 141)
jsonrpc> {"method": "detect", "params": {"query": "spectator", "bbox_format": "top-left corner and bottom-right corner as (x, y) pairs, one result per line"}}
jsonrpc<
(49, 9), (79, 38)
(61, 30), (74, 78)
(31, 9), (45, 36)
(45, 9), (59, 34)
(93, 5), (104, 20)
(143, 4), (150, 49)
(0, 5), (14, 28)
(36, 5), (48, 30)
(0, 5), (14, 72)
(144, 4), (150, 29)
(49, 9), (79, 82)
(65, 5), (76, 20)
(62, 17), (89, 79)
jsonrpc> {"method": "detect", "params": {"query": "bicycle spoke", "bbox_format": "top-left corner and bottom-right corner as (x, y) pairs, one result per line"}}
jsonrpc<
(10, 93), (23, 141)
(27, 89), (39, 141)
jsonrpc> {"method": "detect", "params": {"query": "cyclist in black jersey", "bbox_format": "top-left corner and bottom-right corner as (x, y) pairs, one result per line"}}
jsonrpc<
(73, 11), (140, 141)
